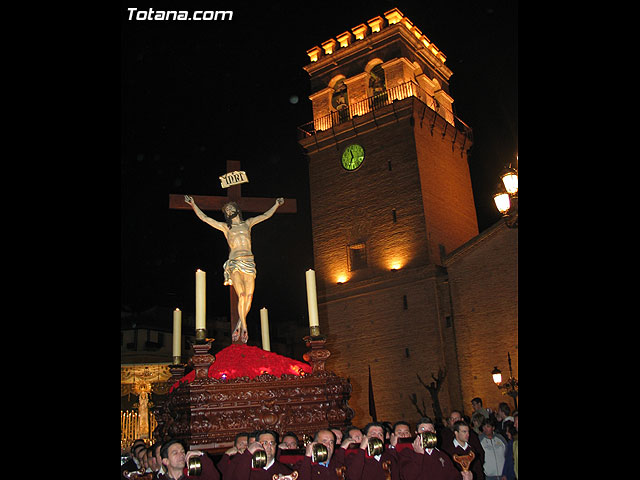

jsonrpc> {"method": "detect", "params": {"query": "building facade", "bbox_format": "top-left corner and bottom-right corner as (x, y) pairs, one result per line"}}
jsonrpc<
(298, 8), (517, 423)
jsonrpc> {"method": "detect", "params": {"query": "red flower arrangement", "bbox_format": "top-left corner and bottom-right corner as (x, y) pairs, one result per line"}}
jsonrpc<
(170, 344), (312, 392)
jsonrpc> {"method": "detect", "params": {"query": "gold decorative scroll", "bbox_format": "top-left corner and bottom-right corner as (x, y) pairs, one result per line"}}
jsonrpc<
(453, 450), (475, 472)
(121, 363), (173, 397)
(121, 382), (170, 397)
(121, 364), (172, 384)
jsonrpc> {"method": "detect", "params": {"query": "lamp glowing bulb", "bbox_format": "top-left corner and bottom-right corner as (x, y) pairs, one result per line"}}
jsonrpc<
(493, 192), (511, 215)
(492, 366), (503, 385)
(336, 274), (348, 284)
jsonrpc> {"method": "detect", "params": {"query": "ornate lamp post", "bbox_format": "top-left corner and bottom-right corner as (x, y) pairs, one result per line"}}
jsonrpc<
(491, 352), (518, 410)
(493, 157), (518, 228)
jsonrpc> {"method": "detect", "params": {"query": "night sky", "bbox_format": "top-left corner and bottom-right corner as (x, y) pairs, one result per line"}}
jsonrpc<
(121, 0), (518, 341)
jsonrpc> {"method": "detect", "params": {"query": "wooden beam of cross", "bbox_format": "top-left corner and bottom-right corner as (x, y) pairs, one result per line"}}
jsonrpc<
(169, 160), (297, 344)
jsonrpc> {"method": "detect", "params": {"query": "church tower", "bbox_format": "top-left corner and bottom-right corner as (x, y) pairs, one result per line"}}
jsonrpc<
(298, 8), (479, 423)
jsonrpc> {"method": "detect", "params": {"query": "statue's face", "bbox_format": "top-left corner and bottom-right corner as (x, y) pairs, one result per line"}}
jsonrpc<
(224, 204), (236, 216)
(223, 203), (241, 222)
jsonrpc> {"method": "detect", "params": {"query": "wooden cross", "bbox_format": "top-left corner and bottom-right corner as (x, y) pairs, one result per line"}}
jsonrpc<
(169, 160), (297, 344)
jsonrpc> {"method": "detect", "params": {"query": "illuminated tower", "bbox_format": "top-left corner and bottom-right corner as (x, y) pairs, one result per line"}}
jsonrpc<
(298, 8), (479, 422)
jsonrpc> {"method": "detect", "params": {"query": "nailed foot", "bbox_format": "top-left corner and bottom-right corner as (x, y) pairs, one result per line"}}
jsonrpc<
(232, 319), (242, 342)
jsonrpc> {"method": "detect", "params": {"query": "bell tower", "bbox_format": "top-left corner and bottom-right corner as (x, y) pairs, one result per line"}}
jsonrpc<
(298, 8), (478, 422)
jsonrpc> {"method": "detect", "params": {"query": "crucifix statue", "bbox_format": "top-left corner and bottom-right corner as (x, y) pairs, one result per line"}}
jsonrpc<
(169, 160), (297, 344)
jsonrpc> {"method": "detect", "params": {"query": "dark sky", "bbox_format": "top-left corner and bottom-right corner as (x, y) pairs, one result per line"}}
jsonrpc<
(121, 0), (518, 336)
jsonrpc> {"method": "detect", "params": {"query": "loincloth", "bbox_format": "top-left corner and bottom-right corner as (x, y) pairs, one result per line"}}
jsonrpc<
(223, 257), (256, 285)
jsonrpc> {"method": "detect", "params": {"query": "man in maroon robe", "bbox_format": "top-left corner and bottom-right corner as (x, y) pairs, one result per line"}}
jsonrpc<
(398, 435), (472, 480)
(440, 412), (484, 465)
(158, 439), (220, 480)
(440, 421), (484, 480)
(217, 432), (249, 479)
(230, 430), (293, 480)
(343, 422), (399, 480)
(293, 429), (345, 480)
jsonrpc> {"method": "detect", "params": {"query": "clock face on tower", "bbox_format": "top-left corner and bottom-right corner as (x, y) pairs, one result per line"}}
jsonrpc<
(341, 144), (365, 171)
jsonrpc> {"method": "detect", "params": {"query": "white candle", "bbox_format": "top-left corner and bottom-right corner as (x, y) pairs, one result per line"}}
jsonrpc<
(260, 307), (271, 351)
(173, 308), (182, 358)
(305, 269), (319, 328)
(196, 269), (206, 331)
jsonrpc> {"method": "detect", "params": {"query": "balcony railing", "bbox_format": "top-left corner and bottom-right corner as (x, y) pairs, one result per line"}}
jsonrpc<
(297, 80), (472, 142)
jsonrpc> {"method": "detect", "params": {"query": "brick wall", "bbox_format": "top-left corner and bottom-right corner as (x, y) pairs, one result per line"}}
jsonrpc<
(445, 222), (518, 413)
(307, 107), (431, 286)
(413, 107), (478, 259)
(303, 99), (486, 426)
(320, 266), (456, 424)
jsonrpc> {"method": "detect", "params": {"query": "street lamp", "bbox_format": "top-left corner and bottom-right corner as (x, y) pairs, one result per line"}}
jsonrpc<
(493, 158), (518, 228)
(491, 352), (518, 410)
(500, 166), (518, 195)
(491, 366), (503, 385)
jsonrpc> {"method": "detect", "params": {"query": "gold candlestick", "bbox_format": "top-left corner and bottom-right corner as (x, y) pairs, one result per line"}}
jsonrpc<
(195, 328), (207, 343)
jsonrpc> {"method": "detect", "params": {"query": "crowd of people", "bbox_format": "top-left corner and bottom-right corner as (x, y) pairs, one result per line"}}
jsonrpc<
(121, 398), (518, 480)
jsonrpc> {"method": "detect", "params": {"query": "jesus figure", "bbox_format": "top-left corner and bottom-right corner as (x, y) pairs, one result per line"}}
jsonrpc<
(184, 195), (284, 343)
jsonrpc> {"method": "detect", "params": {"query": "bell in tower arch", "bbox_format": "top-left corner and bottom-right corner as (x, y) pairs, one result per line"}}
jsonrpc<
(369, 64), (387, 109)
(331, 78), (349, 124)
